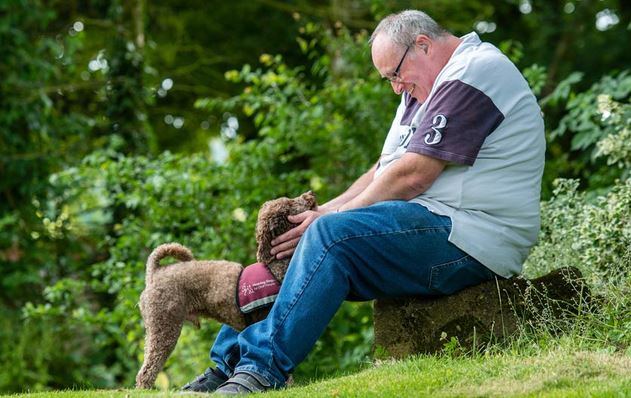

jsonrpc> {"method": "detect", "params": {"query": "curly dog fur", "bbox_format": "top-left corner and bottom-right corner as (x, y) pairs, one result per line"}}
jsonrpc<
(135, 191), (317, 389)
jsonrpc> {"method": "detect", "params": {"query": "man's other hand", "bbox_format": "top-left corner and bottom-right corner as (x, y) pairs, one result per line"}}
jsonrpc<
(270, 209), (325, 260)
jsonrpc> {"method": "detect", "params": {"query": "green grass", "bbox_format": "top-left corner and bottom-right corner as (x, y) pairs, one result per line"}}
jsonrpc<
(4, 347), (631, 398)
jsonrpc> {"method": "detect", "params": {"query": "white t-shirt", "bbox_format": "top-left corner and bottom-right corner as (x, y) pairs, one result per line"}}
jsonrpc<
(375, 32), (545, 278)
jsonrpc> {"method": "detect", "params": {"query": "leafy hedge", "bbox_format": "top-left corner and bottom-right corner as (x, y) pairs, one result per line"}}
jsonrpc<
(5, 15), (630, 393)
(18, 26), (392, 389)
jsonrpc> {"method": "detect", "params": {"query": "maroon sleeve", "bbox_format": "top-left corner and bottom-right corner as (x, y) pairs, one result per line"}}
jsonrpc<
(406, 79), (504, 166)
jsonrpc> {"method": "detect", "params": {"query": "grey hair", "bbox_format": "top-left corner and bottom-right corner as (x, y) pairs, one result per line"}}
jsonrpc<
(369, 10), (449, 47)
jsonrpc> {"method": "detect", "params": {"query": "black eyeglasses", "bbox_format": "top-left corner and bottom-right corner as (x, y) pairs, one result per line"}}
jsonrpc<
(385, 45), (410, 82)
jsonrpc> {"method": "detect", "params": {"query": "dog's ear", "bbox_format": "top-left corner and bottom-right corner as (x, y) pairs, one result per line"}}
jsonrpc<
(299, 191), (317, 210)
(268, 213), (287, 238)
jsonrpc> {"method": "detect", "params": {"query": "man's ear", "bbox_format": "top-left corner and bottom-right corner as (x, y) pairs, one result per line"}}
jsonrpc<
(415, 34), (430, 54)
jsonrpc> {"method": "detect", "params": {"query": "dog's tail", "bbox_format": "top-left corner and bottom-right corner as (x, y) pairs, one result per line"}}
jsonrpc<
(146, 243), (194, 283)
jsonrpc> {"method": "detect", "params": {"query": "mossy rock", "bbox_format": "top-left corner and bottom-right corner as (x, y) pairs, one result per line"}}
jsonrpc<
(373, 267), (589, 358)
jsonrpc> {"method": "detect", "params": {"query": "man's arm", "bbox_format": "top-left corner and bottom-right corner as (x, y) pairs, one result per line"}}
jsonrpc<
(270, 161), (378, 259)
(319, 162), (378, 212)
(270, 153), (445, 259)
(339, 152), (445, 211)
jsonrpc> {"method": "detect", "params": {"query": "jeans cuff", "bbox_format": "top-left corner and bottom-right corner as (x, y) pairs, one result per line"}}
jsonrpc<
(233, 364), (285, 387)
(215, 362), (234, 379)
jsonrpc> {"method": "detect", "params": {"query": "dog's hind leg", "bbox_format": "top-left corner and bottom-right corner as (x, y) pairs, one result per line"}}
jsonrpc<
(135, 313), (185, 389)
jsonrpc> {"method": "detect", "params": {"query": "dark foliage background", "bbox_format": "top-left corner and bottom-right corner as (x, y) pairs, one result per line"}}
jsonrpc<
(1, 0), (629, 392)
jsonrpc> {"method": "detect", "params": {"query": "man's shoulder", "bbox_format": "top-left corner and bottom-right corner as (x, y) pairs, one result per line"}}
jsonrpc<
(445, 44), (519, 85)
(435, 45), (534, 115)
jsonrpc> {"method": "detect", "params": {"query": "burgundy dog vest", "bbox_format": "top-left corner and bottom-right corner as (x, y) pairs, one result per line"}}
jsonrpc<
(237, 262), (281, 314)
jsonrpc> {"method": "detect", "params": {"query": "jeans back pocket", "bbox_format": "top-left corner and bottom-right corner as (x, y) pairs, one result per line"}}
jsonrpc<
(429, 255), (495, 295)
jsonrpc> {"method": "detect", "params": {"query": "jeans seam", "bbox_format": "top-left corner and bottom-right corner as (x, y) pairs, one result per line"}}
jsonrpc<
(330, 225), (451, 246)
(224, 352), (233, 368)
(267, 243), (348, 380)
(269, 243), (331, 344)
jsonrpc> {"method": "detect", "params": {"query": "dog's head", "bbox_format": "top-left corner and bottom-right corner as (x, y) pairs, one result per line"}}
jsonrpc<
(255, 191), (317, 264)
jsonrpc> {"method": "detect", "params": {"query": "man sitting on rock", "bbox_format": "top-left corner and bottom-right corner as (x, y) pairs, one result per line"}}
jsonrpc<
(183, 9), (545, 395)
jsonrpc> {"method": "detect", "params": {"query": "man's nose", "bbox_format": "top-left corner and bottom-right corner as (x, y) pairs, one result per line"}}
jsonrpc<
(391, 80), (404, 95)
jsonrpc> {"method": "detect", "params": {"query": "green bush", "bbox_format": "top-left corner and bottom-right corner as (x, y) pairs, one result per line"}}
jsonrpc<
(526, 73), (631, 286)
(521, 77), (631, 351)
(22, 25), (391, 388)
(13, 16), (631, 392)
(0, 310), (100, 392)
(524, 178), (631, 286)
(540, 70), (631, 194)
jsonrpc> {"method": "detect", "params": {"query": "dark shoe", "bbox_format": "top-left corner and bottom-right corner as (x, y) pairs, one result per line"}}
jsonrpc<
(214, 371), (275, 395)
(181, 367), (228, 392)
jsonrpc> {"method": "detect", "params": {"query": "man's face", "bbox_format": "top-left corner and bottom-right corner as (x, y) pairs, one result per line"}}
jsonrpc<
(371, 33), (435, 103)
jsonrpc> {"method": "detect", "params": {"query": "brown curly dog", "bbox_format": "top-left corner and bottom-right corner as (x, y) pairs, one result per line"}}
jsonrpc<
(135, 191), (317, 389)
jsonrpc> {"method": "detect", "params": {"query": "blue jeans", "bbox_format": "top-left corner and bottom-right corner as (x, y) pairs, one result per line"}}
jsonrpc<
(209, 201), (497, 386)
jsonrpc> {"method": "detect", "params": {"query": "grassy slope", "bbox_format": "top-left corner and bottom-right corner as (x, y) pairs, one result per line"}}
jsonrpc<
(5, 349), (631, 398)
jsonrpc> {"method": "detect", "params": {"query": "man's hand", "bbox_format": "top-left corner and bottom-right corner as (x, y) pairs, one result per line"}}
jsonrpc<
(270, 209), (326, 260)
